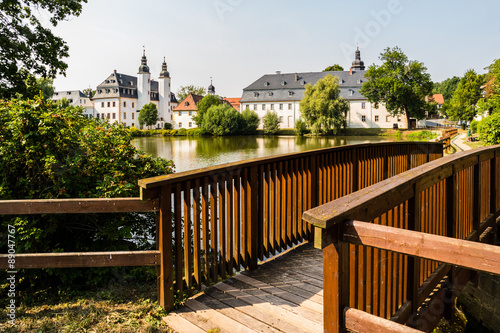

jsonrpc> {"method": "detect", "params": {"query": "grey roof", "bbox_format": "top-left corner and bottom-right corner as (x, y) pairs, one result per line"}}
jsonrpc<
(93, 72), (162, 101)
(240, 70), (367, 103)
(52, 90), (88, 99)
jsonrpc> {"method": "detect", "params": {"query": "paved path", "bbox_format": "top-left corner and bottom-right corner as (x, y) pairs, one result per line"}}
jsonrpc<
(451, 132), (472, 151)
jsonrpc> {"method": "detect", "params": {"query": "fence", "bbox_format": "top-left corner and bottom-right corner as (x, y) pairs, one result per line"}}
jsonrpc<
(1, 142), (443, 311)
(304, 146), (500, 332)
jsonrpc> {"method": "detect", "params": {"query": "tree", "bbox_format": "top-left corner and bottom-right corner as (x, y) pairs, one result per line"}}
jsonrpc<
(176, 85), (206, 101)
(193, 94), (221, 128)
(447, 70), (484, 121)
(299, 75), (349, 135)
(23, 74), (55, 99)
(263, 111), (280, 135)
(479, 112), (500, 144)
(240, 109), (260, 134)
(201, 104), (243, 135)
(294, 118), (308, 136)
(138, 102), (158, 129)
(0, 0), (87, 99)
(433, 76), (461, 101)
(484, 59), (500, 114)
(82, 87), (96, 99)
(323, 64), (344, 72)
(0, 95), (173, 290)
(359, 47), (433, 128)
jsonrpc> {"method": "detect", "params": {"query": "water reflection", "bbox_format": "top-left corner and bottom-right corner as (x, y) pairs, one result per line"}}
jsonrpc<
(132, 135), (394, 172)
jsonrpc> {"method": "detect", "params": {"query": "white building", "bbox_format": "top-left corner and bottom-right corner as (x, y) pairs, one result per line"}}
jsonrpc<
(52, 90), (94, 117)
(91, 51), (178, 128)
(240, 49), (419, 129)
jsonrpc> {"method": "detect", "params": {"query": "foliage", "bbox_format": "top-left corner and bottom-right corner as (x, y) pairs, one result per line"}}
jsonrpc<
(0, 0), (87, 99)
(201, 104), (243, 135)
(446, 70), (484, 122)
(359, 47), (433, 128)
(138, 102), (158, 129)
(405, 130), (439, 141)
(433, 76), (461, 101)
(164, 122), (173, 130)
(240, 109), (260, 134)
(263, 111), (280, 135)
(478, 112), (500, 145)
(299, 75), (349, 135)
(0, 95), (173, 290)
(23, 75), (55, 99)
(294, 118), (308, 136)
(470, 120), (479, 134)
(176, 85), (206, 101)
(484, 58), (500, 114)
(323, 64), (344, 72)
(193, 94), (221, 127)
(82, 87), (96, 99)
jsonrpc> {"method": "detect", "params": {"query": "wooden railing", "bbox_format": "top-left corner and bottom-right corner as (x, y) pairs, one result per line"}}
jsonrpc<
(304, 145), (500, 332)
(139, 142), (442, 310)
(1, 142), (443, 312)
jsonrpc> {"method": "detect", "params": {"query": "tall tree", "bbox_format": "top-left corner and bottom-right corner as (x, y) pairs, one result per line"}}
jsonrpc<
(0, 0), (87, 99)
(433, 76), (461, 101)
(484, 58), (500, 114)
(299, 75), (349, 135)
(23, 75), (55, 99)
(193, 94), (221, 128)
(176, 85), (206, 101)
(201, 104), (243, 136)
(323, 64), (344, 72)
(138, 103), (158, 129)
(447, 69), (484, 121)
(359, 47), (433, 128)
(263, 111), (280, 135)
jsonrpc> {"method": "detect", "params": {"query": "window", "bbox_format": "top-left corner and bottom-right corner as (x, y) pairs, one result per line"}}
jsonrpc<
(271, 104), (274, 110)
(101, 102), (104, 107)
(112, 113), (116, 119)
(279, 104), (283, 110)
(281, 81), (286, 86)
(349, 90), (354, 96)
(132, 123), (134, 127)
(96, 114), (99, 119)
(123, 112), (126, 119)
(178, 111), (182, 116)
(361, 102), (366, 109)
(375, 115), (379, 122)
(386, 115), (391, 122)
(188, 111), (192, 116)
(262, 104), (266, 110)
(189, 122), (192, 128)
(107, 113), (110, 119)
(279, 116), (283, 123)
(254, 92), (259, 97)
(268, 92), (273, 96)
(288, 91), (293, 96)
(124, 101), (127, 107)
(246, 105), (249, 110)
(132, 113), (135, 120)
(185, 101), (189, 107)
(339, 79), (343, 84)
(179, 122), (182, 128)
(361, 115), (366, 122)
(288, 103), (292, 110)
(132, 102), (135, 108)
(112, 101), (116, 107)
(107, 102), (110, 107)
(397, 116), (402, 122)
(254, 104), (257, 111)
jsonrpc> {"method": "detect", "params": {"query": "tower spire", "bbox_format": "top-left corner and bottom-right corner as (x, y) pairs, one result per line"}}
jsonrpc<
(350, 47), (365, 71)
(138, 48), (150, 74)
(159, 57), (170, 78)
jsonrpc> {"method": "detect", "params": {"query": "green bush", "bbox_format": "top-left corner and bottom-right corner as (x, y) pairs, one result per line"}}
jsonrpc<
(170, 129), (178, 136)
(128, 126), (143, 137)
(405, 130), (439, 141)
(470, 120), (479, 134)
(0, 96), (174, 291)
(241, 109), (260, 134)
(479, 113), (500, 144)
(164, 122), (173, 130)
(177, 128), (187, 136)
(294, 118), (308, 136)
(263, 111), (280, 135)
(186, 128), (204, 136)
(201, 104), (244, 135)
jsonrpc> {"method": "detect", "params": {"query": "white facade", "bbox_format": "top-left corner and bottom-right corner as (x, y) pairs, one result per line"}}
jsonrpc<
(174, 110), (197, 129)
(52, 90), (95, 118)
(242, 101), (301, 129)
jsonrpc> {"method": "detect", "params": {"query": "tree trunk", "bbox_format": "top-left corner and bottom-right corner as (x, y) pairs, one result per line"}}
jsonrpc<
(405, 109), (411, 129)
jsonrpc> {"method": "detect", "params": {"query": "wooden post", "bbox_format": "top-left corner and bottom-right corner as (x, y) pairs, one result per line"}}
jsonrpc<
(406, 186), (421, 327)
(472, 161), (481, 242)
(247, 166), (259, 270)
(444, 174), (456, 321)
(321, 224), (350, 333)
(158, 185), (174, 310)
(491, 156), (498, 244)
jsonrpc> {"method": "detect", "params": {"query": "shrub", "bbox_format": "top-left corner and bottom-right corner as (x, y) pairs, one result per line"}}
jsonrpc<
(202, 104), (244, 135)
(177, 128), (187, 136)
(470, 120), (479, 134)
(479, 113), (500, 145)
(128, 126), (143, 137)
(0, 96), (174, 291)
(170, 129), (178, 136)
(263, 111), (280, 135)
(241, 109), (260, 134)
(294, 118), (308, 136)
(164, 122), (173, 130)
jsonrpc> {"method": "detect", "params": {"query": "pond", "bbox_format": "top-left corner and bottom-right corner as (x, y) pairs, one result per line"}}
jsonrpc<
(132, 135), (395, 173)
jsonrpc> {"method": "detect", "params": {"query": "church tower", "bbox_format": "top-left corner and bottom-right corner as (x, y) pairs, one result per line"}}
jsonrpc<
(350, 47), (366, 71)
(158, 57), (172, 125)
(137, 49), (151, 112)
(207, 78), (216, 95)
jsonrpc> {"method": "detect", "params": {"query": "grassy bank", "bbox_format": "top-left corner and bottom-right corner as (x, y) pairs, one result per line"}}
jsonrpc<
(0, 282), (172, 333)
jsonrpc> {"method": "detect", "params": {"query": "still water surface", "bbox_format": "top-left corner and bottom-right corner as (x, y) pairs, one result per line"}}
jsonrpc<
(132, 136), (394, 173)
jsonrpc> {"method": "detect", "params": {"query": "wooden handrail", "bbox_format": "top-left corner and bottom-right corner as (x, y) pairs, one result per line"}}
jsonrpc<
(345, 308), (424, 333)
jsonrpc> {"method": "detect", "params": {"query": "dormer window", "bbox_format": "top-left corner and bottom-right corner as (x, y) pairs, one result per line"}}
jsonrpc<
(264, 82), (269, 86)
(254, 92), (259, 97)
(98, 89), (102, 94)
(357, 79), (362, 84)
(105, 89), (110, 93)
(268, 92), (273, 97)
(105, 80), (109, 83)
(281, 81), (286, 86)
(185, 102), (189, 107)
(301, 80), (305, 85)
(288, 91), (293, 96)
(339, 79), (344, 84)
(130, 81), (133, 86)
(349, 90), (354, 96)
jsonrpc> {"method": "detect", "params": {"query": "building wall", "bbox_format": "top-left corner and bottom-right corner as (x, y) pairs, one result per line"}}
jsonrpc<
(94, 98), (121, 124)
(173, 110), (197, 129)
(242, 101), (301, 129)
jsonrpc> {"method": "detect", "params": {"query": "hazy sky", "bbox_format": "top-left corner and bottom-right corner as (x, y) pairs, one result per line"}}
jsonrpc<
(51, 0), (500, 98)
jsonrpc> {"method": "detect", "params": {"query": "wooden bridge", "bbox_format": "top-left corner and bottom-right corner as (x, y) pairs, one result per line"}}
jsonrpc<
(2, 141), (499, 332)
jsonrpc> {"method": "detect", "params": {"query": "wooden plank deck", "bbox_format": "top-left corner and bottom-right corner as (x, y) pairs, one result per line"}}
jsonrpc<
(164, 242), (323, 333)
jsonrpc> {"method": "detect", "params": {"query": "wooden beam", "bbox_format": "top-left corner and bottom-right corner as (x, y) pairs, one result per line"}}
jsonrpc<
(343, 220), (500, 275)
(345, 307), (424, 333)
(0, 251), (160, 269)
(0, 198), (158, 215)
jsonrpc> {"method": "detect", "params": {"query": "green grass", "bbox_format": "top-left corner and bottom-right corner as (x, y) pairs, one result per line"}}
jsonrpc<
(405, 130), (439, 141)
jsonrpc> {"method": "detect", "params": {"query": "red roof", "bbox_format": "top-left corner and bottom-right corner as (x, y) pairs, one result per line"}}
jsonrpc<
(428, 94), (445, 105)
(225, 98), (241, 110)
(173, 94), (204, 111)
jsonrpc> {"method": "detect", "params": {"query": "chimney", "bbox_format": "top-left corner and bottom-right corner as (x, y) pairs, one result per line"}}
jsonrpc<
(349, 68), (353, 75)
(295, 73), (298, 82)
(276, 71), (281, 75)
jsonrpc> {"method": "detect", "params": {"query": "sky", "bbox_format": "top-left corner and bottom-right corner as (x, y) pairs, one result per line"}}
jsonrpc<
(51, 0), (500, 98)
